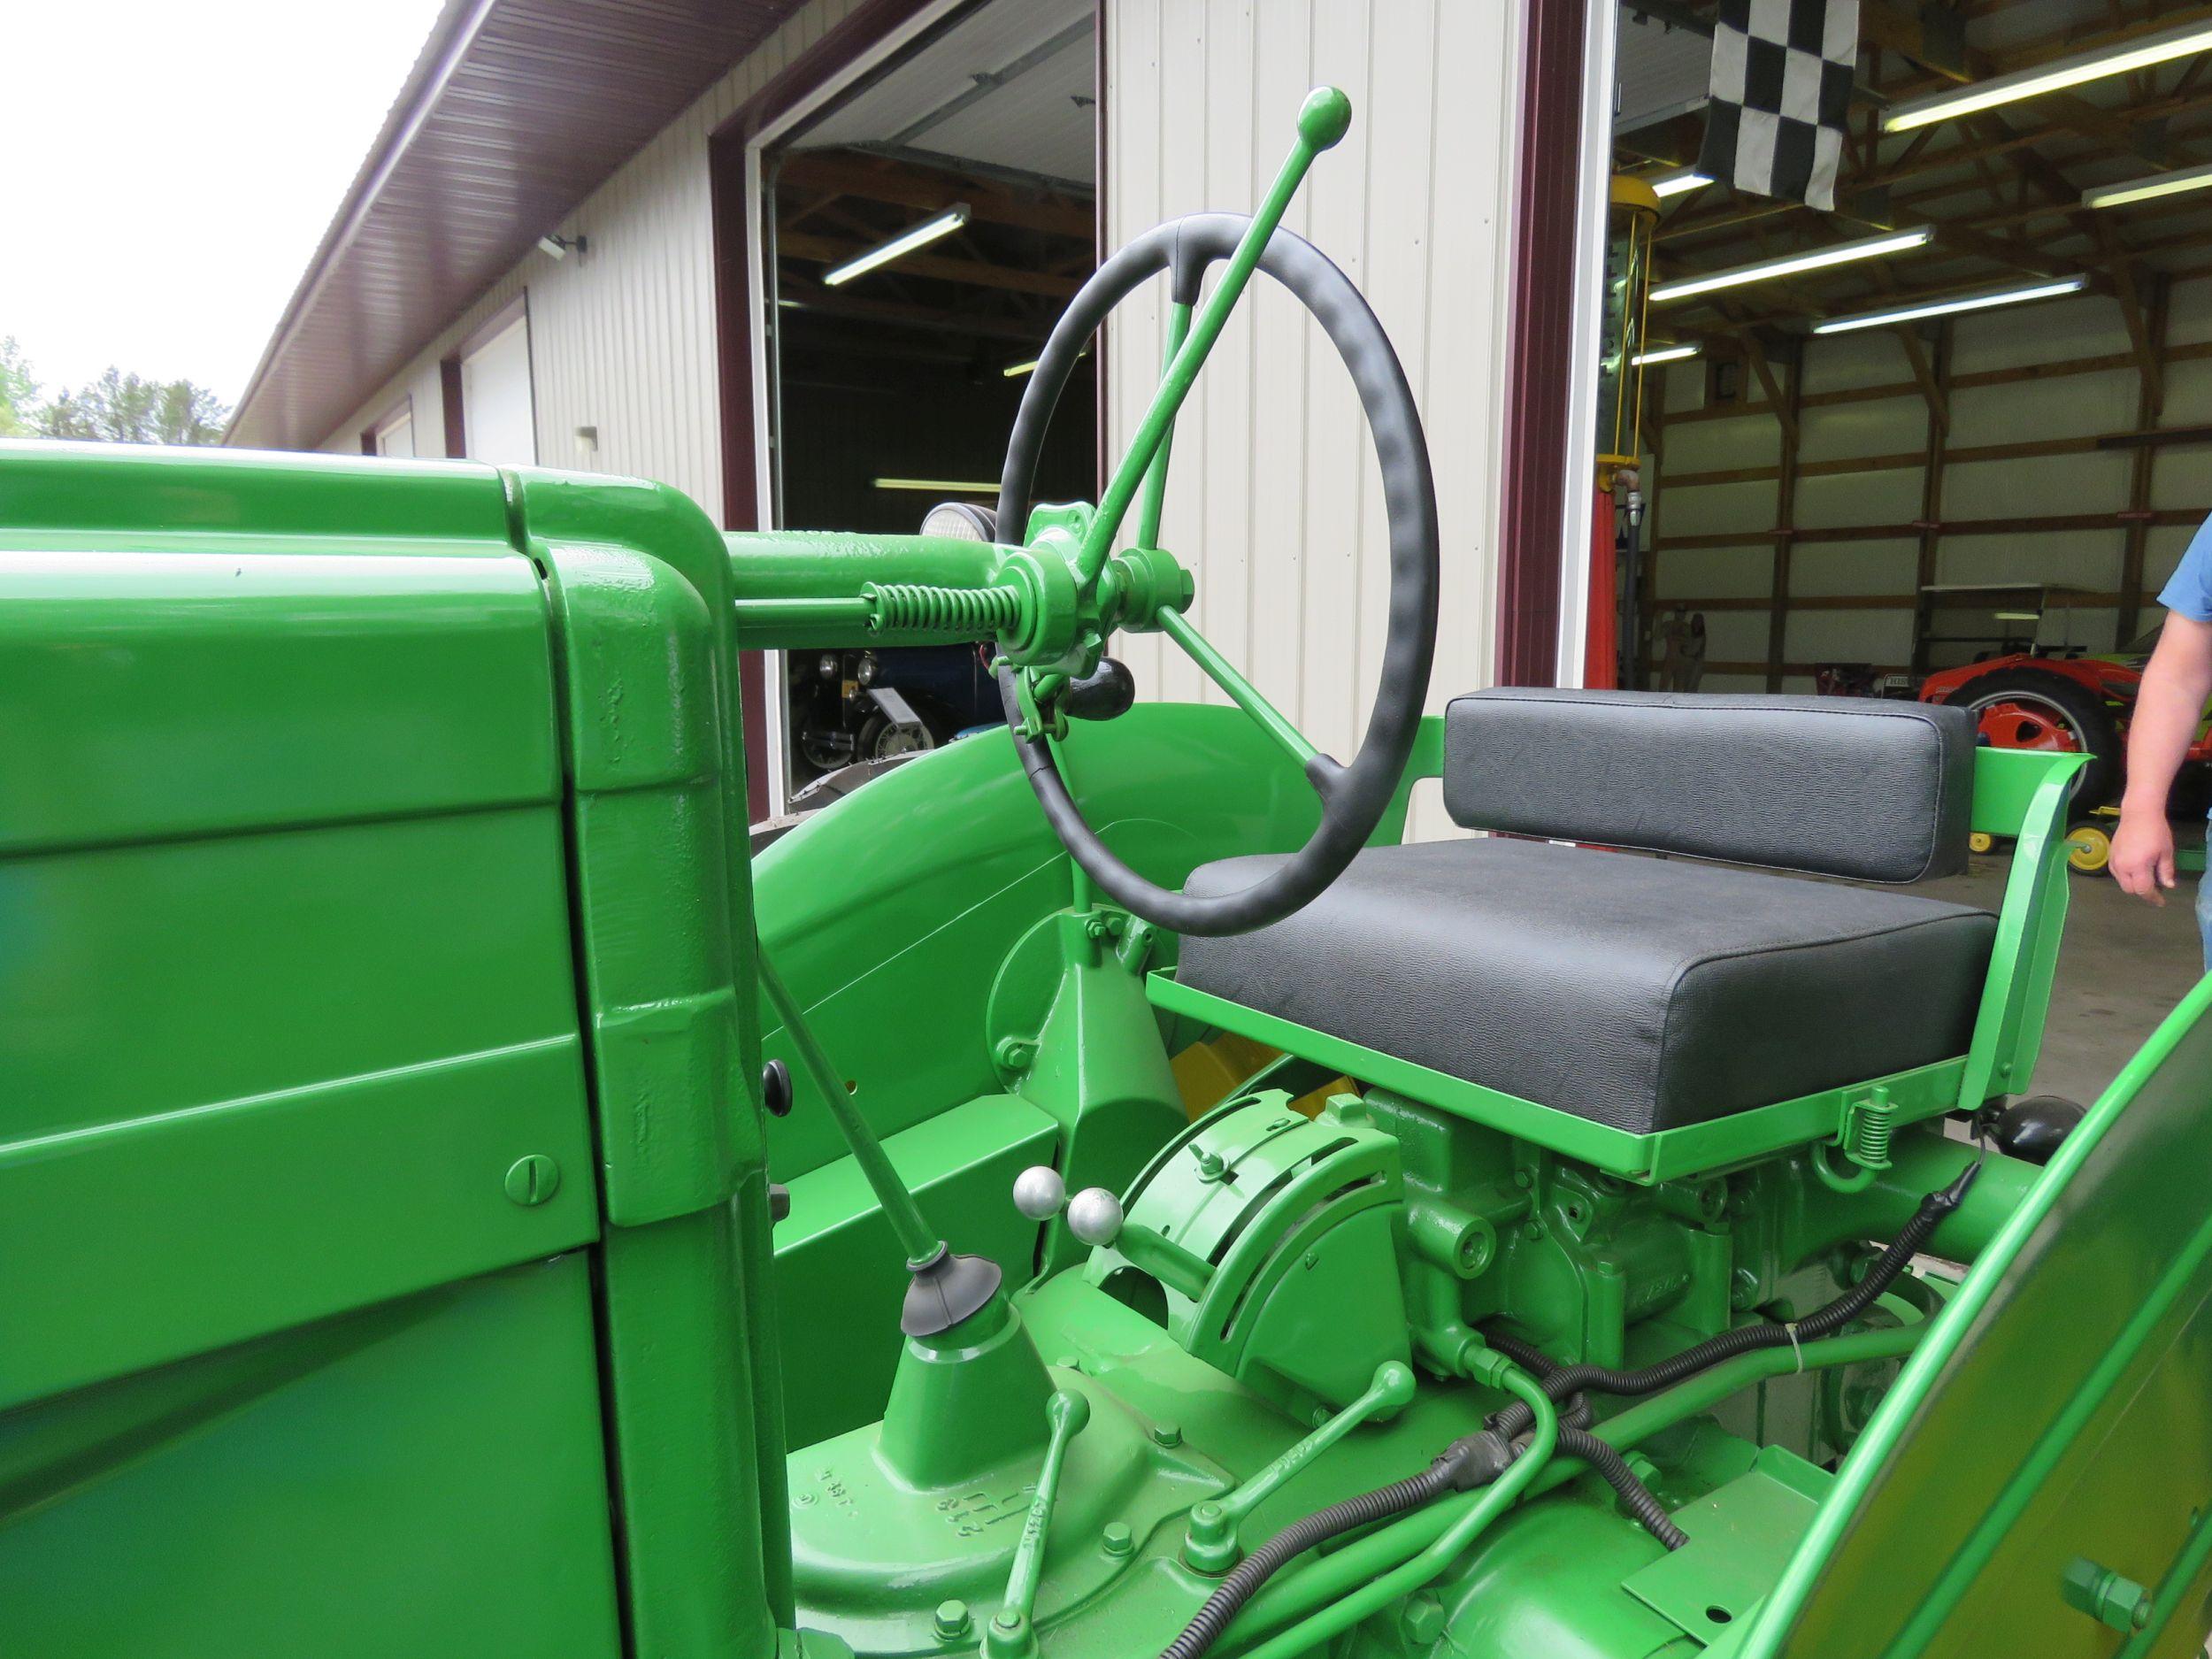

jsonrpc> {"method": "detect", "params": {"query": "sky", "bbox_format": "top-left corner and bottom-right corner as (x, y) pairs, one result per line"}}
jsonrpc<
(2, 0), (449, 412)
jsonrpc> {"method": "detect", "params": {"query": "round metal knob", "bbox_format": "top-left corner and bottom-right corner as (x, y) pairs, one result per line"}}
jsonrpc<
(1065, 1187), (1125, 1248)
(1012, 1165), (1066, 1221)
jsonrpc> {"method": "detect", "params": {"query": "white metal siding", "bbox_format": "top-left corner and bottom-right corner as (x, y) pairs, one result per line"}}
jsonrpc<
(317, 0), (866, 525)
(1103, 0), (1524, 837)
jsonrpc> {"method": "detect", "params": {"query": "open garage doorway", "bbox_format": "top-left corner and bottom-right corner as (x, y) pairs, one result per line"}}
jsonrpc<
(759, 0), (1098, 804)
(1583, 0), (2212, 1089)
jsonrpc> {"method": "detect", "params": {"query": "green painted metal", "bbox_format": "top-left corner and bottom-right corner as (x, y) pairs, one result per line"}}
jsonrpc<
(1077, 88), (1351, 589)
(0, 1257), (626, 1658)
(1148, 973), (1970, 1183)
(1133, 301), (1193, 554)
(775, 1095), (1057, 1448)
(1180, 1360), (1417, 1573)
(1750, 969), (2212, 1658)
(12, 79), (2212, 1659)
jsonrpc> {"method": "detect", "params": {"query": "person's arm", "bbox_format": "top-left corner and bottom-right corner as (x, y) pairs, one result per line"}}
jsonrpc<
(2112, 611), (2212, 904)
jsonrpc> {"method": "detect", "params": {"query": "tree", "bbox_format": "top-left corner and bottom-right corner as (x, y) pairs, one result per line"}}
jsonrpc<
(36, 365), (229, 445)
(0, 338), (38, 438)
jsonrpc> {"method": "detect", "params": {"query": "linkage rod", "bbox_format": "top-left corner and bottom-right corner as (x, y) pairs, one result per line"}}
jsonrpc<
(1077, 88), (1352, 587)
(758, 948), (941, 1263)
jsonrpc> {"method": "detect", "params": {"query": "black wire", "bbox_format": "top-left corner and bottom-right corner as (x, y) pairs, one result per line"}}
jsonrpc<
(1555, 1427), (1688, 1549)
(1158, 1464), (1455, 1659)
(1486, 1163), (1978, 1440)
(1149, 1170), (1984, 1659)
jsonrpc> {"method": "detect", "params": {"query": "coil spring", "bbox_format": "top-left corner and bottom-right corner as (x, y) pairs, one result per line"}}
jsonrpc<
(1846, 1089), (1895, 1171)
(864, 581), (1021, 636)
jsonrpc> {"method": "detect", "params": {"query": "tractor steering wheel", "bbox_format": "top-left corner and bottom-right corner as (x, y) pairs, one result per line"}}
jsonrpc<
(996, 212), (1440, 938)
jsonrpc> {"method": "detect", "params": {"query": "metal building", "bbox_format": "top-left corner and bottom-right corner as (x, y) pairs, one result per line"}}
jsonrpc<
(227, 0), (1605, 822)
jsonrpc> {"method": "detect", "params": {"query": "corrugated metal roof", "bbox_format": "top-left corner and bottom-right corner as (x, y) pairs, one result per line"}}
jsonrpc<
(227, 0), (807, 452)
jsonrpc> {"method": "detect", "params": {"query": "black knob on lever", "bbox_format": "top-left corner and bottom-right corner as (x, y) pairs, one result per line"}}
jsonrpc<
(1986, 1094), (2085, 1165)
(1063, 658), (1135, 722)
(761, 1058), (793, 1118)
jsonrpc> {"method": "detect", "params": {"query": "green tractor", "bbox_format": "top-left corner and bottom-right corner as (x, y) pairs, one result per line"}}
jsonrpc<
(5, 89), (2211, 1659)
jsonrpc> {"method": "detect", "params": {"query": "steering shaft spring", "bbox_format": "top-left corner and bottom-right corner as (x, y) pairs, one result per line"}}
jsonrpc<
(864, 581), (1022, 637)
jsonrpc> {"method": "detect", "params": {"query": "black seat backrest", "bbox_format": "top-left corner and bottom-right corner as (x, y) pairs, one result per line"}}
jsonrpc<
(1440, 688), (1978, 884)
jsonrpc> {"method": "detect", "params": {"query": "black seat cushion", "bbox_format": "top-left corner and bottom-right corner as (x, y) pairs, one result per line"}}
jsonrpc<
(1178, 839), (1996, 1134)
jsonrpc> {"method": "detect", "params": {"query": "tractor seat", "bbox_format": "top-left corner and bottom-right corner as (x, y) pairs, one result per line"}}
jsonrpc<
(1177, 690), (1992, 1135)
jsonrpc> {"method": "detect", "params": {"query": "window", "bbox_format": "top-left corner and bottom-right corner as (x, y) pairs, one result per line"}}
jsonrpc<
(372, 403), (414, 457)
(461, 313), (536, 465)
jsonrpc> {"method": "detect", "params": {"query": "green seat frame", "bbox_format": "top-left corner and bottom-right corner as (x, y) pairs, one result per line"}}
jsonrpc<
(1148, 717), (2084, 1184)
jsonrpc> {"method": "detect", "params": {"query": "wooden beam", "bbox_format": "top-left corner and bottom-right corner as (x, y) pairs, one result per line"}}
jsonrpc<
(1912, 321), (1954, 671)
(1895, 325), (1950, 430)
(1662, 338), (2212, 428)
(1766, 359), (1805, 690)
(1645, 586), (2161, 612)
(1651, 506), (2211, 549)
(777, 150), (1093, 239)
(1744, 337), (1797, 444)
(1662, 423), (2212, 488)
(778, 230), (1080, 299)
(2120, 273), (2174, 644)
(775, 277), (1052, 344)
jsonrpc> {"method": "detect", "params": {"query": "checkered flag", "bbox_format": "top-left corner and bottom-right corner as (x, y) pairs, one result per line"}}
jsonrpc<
(1697, 0), (1859, 211)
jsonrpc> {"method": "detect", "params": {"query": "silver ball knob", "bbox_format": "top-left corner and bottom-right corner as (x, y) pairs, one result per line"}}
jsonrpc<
(1012, 1165), (1066, 1221)
(1065, 1187), (1125, 1248)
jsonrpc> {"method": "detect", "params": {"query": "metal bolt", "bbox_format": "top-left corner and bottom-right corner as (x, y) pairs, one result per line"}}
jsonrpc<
(993, 1612), (1023, 1635)
(1732, 1268), (1762, 1310)
(1399, 1592), (1447, 1646)
(995, 1035), (1037, 1071)
(934, 1601), (972, 1640)
(1151, 1421), (1182, 1448)
(1102, 1521), (1134, 1558)
(504, 1154), (561, 1207)
(1194, 1149), (1225, 1180)
(1513, 1170), (1534, 1190)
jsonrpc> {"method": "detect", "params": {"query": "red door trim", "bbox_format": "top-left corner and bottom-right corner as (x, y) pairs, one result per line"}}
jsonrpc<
(1494, 0), (1590, 688)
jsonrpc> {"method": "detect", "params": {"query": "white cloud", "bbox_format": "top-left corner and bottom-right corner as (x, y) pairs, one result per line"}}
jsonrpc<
(0, 0), (448, 407)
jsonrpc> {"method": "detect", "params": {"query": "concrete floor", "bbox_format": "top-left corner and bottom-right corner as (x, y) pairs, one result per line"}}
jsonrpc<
(1918, 846), (2206, 1106)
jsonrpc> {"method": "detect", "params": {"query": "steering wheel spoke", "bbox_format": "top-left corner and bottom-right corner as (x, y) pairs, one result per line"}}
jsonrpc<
(1156, 604), (1319, 771)
(996, 203), (1437, 938)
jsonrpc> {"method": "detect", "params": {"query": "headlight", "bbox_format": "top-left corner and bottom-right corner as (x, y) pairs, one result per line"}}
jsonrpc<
(856, 652), (878, 687)
(921, 501), (997, 541)
(818, 653), (840, 679)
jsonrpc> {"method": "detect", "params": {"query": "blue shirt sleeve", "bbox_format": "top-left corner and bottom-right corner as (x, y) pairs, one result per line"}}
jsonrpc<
(2159, 513), (2212, 621)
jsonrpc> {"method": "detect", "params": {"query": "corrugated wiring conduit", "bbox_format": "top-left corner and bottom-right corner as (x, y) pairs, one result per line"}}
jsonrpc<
(1150, 1174), (1970, 1659)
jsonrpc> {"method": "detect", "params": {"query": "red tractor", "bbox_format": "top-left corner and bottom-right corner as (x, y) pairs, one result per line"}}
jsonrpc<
(1906, 583), (2210, 807)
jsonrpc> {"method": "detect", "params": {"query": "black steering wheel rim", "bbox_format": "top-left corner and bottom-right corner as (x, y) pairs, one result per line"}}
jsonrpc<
(997, 213), (1439, 939)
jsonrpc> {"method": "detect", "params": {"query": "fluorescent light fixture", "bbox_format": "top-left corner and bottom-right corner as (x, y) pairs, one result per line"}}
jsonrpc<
(1811, 275), (2085, 334)
(1652, 171), (1711, 198)
(1994, 611), (2042, 621)
(873, 477), (1001, 494)
(1650, 227), (1932, 303)
(1886, 17), (2212, 132)
(1632, 342), (1700, 366)
(824, 204), (971, 287)
(1002, 344), (1090, 378)
(2085, 161), (2212, 211)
